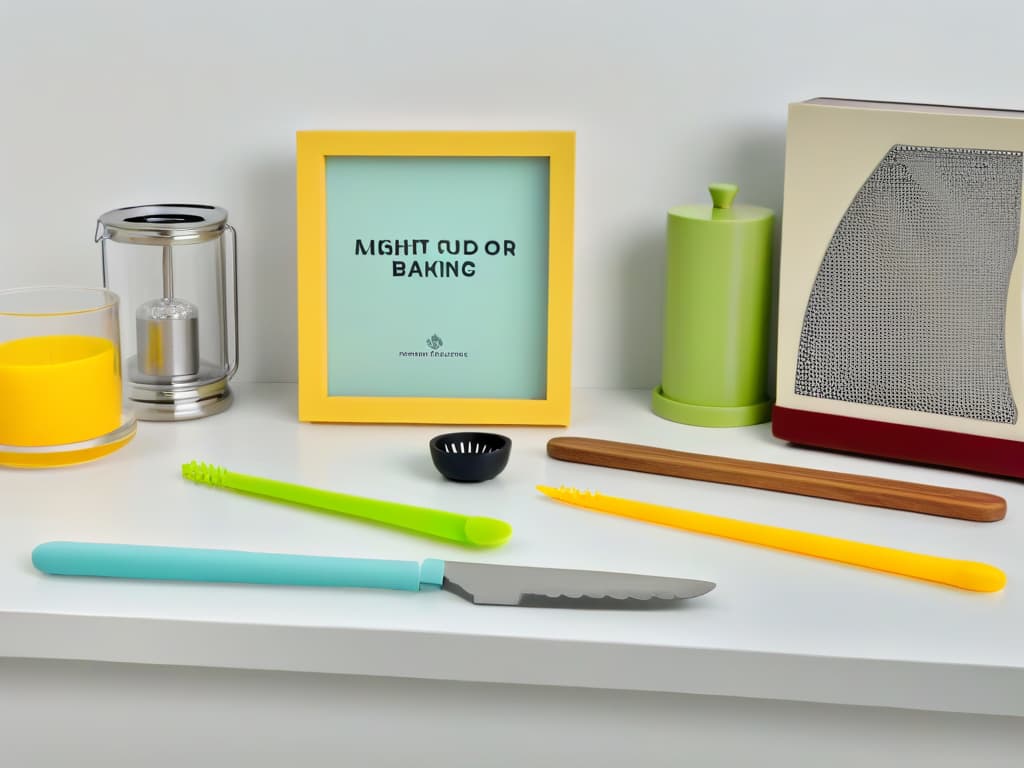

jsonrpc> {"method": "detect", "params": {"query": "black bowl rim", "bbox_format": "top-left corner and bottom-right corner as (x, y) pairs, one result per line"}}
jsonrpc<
(429, 432), (511, 454)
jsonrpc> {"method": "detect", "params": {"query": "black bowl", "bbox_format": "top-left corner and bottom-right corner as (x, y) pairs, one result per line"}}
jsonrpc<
(430, 432), (511, 483)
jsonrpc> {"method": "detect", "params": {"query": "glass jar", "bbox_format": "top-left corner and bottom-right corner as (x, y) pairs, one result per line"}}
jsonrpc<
(96, 204), (239, 420)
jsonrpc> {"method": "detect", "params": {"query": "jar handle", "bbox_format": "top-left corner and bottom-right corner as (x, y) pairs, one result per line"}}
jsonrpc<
(224, 224), (240, 379)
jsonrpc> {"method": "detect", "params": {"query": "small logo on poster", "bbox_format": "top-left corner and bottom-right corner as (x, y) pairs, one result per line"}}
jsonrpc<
(398, 332), (469, 359)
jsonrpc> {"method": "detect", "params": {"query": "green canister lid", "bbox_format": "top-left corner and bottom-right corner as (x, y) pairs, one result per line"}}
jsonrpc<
(652, 184), (775, 427)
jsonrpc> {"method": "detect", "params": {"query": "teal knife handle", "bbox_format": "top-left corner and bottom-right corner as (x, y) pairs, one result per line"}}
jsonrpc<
(32, 542), (442, 592)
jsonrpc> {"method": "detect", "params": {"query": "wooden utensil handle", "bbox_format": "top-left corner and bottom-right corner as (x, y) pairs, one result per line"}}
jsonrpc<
(546, 437), (1006, 522)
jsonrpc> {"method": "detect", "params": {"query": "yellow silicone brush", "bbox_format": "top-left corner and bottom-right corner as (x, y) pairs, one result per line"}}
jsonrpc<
(537, 486), (1005, 592)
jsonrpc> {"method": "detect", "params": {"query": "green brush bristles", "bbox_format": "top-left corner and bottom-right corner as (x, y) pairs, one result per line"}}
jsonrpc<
(181, 460), (228, 487)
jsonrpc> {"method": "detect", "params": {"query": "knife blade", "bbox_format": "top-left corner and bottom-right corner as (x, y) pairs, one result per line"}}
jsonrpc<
(441, 561), (713, 605)
(31, 541), (715, 608)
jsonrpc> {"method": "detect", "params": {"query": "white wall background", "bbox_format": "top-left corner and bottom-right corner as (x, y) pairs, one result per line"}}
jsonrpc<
(2, 0), (1022, 387)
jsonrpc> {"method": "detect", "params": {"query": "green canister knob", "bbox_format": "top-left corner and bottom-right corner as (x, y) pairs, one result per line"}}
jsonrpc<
(652, 183), (774, 427)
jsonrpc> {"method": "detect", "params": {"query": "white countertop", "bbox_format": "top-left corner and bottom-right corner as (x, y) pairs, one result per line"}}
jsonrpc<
(1, 384), (1021, 716)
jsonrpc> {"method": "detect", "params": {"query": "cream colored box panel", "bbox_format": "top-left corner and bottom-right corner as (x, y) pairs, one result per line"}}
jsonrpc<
(777, 99), (1024, 440)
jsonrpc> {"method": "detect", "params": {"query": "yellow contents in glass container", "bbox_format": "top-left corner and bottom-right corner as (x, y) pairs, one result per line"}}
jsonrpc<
(0, 335), (121, 446)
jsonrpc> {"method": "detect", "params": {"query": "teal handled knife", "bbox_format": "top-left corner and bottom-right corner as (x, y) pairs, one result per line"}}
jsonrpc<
(31, 542), (715, 608)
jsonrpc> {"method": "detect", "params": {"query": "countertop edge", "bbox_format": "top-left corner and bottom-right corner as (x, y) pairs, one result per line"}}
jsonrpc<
(2, 611), (1020, 717)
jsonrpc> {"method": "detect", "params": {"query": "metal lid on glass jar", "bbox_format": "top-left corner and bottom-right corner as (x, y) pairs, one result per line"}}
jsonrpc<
(95, 204), (229, 246)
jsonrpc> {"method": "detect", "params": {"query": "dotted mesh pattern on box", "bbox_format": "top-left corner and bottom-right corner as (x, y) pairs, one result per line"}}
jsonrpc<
(795, 144), (1022, 423)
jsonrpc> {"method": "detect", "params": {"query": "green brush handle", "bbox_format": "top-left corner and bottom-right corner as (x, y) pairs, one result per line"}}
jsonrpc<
(182, 461), (511, 547)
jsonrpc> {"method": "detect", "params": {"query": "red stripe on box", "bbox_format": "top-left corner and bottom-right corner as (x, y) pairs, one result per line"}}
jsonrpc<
(771, 405), (1024, 479)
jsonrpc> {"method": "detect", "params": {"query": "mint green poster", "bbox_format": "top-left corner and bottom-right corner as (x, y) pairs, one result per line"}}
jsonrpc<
(325, 156), (550, 399)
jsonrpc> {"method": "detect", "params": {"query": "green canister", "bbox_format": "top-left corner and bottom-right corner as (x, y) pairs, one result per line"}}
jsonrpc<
(652, 183), (774, 427)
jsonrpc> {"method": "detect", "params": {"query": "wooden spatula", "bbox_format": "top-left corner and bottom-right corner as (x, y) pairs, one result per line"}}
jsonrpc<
(546, 437), (1006, 522)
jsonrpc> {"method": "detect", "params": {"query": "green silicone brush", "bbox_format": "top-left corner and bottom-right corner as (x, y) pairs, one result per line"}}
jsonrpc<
(181, 461), (512, 547)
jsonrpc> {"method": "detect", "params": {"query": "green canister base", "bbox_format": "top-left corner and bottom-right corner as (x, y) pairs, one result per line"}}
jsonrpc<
(651, 385), (772, 428)
(654, 183), (774, 428)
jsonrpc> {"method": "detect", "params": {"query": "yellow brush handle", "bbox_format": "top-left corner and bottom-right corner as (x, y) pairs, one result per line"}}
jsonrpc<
(537, 487), (1006, 592)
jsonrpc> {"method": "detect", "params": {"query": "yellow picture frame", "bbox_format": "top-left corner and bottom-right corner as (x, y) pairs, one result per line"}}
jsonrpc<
(296, 130), (575, 425)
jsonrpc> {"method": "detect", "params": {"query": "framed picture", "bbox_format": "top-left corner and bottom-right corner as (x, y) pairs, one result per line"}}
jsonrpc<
(296, 130), (575, 424)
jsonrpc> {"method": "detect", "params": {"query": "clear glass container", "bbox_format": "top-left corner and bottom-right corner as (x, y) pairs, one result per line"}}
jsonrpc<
(0, 286), (136, 467)
(96, 204), (239, 420)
